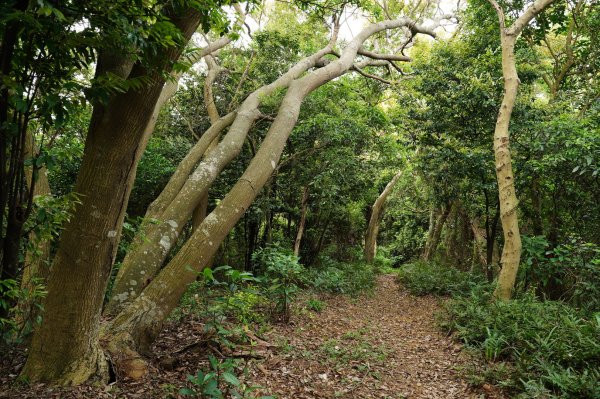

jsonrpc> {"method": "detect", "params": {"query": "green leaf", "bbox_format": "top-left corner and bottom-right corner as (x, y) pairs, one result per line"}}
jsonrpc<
(222, 372), (241, 386)
(178, 387), (196, 395)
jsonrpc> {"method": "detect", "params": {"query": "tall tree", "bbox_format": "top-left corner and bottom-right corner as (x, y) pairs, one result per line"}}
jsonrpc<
(21, 4), (207, 384)
(487, 0), (556, 300)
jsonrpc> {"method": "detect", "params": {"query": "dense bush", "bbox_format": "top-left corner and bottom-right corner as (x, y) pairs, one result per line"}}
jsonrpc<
(521, 236), (600, 312)
(443, 291), (600, 398)
(396, 261), (487, 296)
(304, 255), (377, 294)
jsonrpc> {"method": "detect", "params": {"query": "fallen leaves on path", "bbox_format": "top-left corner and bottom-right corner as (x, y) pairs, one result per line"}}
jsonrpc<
(246, 275), (505, 399)
(0, 275), (505, 398)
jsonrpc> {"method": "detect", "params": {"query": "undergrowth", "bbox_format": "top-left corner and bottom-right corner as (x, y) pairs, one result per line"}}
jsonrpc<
(304, 255), (377, 295)
(443, 291), (600, 398)
(397, 260), (600, 398)
(396, 261), (487, 296)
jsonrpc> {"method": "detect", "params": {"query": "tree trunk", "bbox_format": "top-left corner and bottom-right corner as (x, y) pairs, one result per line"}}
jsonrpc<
(21, 9), (202, 384)
(18, 132), (52, 329)
(422, 204), (451, 262)
(293, 185), (310, 257)
(192, 55), (226, 231)
(104, 18), (437, 378)
(104, 31), (348, 316)
(487, 0), (555, 300)
(470, 217), (488, 268)
(364, 171), (401, 263)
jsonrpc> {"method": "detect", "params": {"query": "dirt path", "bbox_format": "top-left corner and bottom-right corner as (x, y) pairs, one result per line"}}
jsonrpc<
(0, 275), (503, 398)
(248, 275), (501, 399)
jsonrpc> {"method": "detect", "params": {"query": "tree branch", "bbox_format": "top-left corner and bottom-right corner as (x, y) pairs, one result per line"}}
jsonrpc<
(508, 0), (556, 36)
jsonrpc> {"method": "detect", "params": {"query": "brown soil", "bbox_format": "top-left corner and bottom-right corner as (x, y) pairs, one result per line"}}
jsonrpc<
(0, 275), (504, 399)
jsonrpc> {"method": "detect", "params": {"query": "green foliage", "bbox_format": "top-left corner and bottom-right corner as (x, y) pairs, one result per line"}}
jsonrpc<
(0, 278), (47, 343)
(253, 245), (304, 322)
(173, 265), (265, 349)
(24, 192), (80, 253)
(521, 236), (600, 312)
(305, 298), (325, 312)
(180, 355), (273, 399)
(128, 135), (192, 216)
(305, 256), (377, 295)
(443, 291), (600, 398)
(396, 261), (488, 297)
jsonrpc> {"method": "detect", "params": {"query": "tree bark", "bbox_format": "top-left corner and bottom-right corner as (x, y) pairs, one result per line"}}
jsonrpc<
(470, 217), (488, 268)
(21, 8), (202, 384)
(422, 203), (450, 262)
(293, 185), (310, 257)
(487, 0), (555, 300)
(365, 171), (402, 263)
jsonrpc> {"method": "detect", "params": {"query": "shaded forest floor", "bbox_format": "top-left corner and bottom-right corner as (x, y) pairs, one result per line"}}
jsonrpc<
(1, 275), (504, 398)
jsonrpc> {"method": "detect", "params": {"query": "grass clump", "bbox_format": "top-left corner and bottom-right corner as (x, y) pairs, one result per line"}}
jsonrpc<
(396, 261), (487, 296)
(442, 290), (600, 398)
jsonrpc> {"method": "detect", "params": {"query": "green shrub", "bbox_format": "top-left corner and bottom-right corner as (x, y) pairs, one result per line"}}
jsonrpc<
(521, 236), (600, 313)
(253, 245), (304, 322)
(180, 355), (273, 399)
(442, 291), (600, 398)
(304, 256), (377, 294)
(396, 261), (487, 296)
(172, 266), (265, 348)
(1, 278), (47, 343)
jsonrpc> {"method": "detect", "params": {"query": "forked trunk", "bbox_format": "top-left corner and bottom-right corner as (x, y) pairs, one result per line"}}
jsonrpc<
(104, 18), (437, 379)
(105, 35), (348, 315)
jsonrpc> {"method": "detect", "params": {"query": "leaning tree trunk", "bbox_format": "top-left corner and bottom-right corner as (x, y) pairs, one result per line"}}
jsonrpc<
(365, 171), (402, 263)
(21, 9), (202, 385)
(104, 33), (350, 316)
(488, 0), (555, 300)
(103, 17), (437, 379)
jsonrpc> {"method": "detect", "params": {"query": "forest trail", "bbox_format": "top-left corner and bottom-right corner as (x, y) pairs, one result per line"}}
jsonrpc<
(249, 274), (503, 399)
(0, 275), (506, 399)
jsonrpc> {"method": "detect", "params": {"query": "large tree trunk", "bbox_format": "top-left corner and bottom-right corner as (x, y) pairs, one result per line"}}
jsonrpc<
(103, 18), (437, 378)
(364, 171), (401, 263)
(21, 9), (202, 384)
(293, 185), (310, 257)
(488, 0), (554, 300)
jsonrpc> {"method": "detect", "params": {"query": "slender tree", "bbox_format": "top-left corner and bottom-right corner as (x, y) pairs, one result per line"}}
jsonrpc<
(365, 171), (402, 263)
(487, 0), (556, 300)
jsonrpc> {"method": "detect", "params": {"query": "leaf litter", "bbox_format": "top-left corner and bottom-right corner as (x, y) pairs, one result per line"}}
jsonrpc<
(0, 275), (505, 398)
